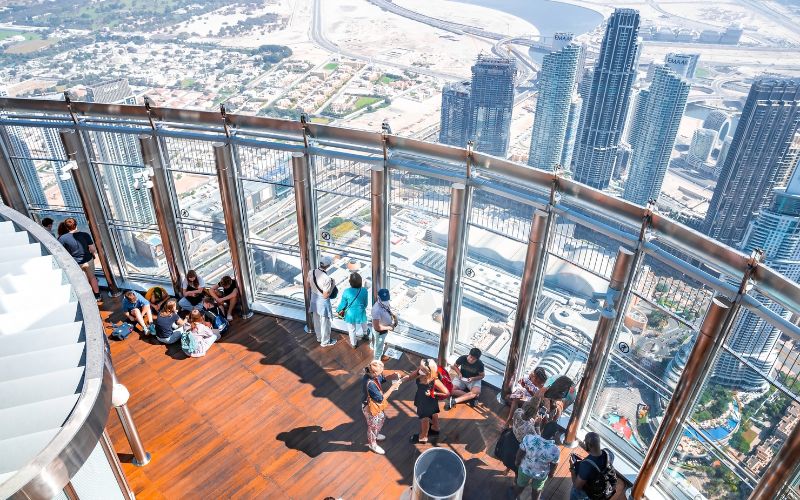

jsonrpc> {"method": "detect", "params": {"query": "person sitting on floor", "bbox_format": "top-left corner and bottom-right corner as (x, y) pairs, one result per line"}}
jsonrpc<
(181, 309), (221, 358)
(153, 299), (185, 345)
(201, 295), (229, 335)
(144, 285), (170, 314)
(445, 347), (485, 410)
(178, 269), (206, 311)
(209, 275), (239, 321)
(122, 290), (155, 335)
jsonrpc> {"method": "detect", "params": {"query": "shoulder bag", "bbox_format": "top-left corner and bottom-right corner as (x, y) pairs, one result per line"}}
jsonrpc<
(313, 269), (339, 299)
(366, 379), (388, 416)
(336, 287), (363, 319)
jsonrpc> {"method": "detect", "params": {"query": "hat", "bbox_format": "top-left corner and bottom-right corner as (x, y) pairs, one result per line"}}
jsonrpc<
(319, 255), (333, 267)
(378, 288), (390, 301)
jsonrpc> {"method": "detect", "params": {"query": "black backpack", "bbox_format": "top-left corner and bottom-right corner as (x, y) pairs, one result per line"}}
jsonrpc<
(582, 449), (617, 500)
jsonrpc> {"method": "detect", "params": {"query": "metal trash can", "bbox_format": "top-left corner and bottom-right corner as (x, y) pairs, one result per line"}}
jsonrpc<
(411, 447), (466, 500)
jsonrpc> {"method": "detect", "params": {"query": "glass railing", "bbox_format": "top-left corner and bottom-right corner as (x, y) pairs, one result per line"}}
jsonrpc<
(2, 97), (800, 498)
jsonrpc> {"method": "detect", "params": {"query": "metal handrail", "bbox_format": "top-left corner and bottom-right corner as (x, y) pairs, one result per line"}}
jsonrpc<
(0, 204), (112, 500)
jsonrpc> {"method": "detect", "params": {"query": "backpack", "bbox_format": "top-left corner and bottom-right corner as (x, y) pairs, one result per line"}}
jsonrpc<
(181, 330), (198, 355)
(435, 366), (453, 400)
(492, 427), (520, 472)
(212, 313), (229, 334)
(110, 323), (133, 340)
(582, 449), (617, 500)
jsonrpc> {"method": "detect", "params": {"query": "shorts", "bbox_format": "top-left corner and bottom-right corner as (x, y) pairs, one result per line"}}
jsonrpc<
(452, 377), (482, 391)
(517, 470), (548, 491)
(80, 259), (95, 280)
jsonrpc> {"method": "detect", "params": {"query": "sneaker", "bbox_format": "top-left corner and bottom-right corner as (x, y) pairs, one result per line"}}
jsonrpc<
(368, 443), (385, 455)
(227, 315), (233, 321)
(321, 339), (337, 347)
(445, 396), (455, 411)
(468, 399), (477, 408)
(94, 292), (102, 301)
(147, 324), (156, 336)
(377, 434), (386, 441)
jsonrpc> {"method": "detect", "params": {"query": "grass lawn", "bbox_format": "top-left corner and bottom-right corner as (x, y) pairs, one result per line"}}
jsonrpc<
(180, 78), (196, 89)
(323, 62), (339, 71)
(379, 74), (400, 84)
(694, 67), (710, 79)
(310, 116), (332, 124)
(0, 30), (41, 41)
(354, 96), (381, 109)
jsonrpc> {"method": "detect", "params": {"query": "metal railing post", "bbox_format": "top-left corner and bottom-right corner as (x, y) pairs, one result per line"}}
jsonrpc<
(438, 182), (472, 366)
(371, 121), (391, 303)
(292, 152), (318, 332)
(0, 126), (28, 214)
(632, 252), (761, 499)
(501, 209), (553, 400)
(212, 141), (254, 319)
(565, 245), (637, 445)
(99, 430), (135, 500)
(111, 383), (151, 467)
(139, 134), (185, 295)
(59, 129), (122, 296)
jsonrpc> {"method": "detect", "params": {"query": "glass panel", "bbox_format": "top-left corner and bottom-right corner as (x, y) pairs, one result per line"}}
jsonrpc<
(171, 172), (222, 224)
(163, 137), (216, 174)
(95, 162), (155, 225)
(29, 209), (88, 236)
(182, 225), (232, 283)
(112, 226), (169, 278)
(549, 213), (622, 280)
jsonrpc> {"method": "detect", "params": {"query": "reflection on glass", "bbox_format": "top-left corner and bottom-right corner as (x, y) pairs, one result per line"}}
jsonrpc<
(172, 172), (222, 224)
(113, 227), (169, 278)
(96, 163), (155, 224)
(182, 225), (232, 283)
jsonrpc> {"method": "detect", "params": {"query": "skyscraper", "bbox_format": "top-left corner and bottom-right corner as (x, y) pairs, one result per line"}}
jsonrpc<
(702, 109), (731, 142)
(86, 79), (154, 225)
(713, 171), (800, 392)
(439, 81), (471, 147)
(703, 79), (800, 247)
(665, 52), (700, 79)
(560, 95), (582, 170)
(573, 8), (641, 190)
(527, 33), (581, 171)
(623, 65), (690, 205)
(468, 55), (516, 157)
(42, 127), (81, 208)
(687, 128), (716, 168)
(7, 128), (47, 207)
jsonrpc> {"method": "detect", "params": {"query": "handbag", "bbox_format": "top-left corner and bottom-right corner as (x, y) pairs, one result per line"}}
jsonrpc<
(336, 287), (363, 319)
(313, 269), (339, 300)
(366, 379), (388, 416)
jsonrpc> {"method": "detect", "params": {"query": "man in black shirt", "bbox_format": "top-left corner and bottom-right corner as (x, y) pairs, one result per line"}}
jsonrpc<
(57, 217), (101, 300)
(570, 432), (615, 500)
(209, 275), (239, 321)
(445, 347), (485, 410)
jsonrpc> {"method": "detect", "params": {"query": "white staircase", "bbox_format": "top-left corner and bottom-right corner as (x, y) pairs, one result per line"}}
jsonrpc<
(0, 219), (87, 488)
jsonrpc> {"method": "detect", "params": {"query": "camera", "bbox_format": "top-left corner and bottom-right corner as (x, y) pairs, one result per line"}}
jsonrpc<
(569, 453), (579, 471)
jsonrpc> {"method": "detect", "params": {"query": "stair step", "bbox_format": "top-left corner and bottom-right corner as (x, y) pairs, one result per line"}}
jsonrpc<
(0, 393), (80, 441)
(0, 231), (30, 248)
(0, 243), (42, 262)
(0, 221), (14, 234)
(0, 322), (83, 357)
(0, 428), (60, 474)
(0, 284), (72, 315)
(0, 302), (78, 336)
(0, 367), (83, 409)
(0, 342), (85, 383)
(0, 255), (53, 277)
(0, 268), (63, 294)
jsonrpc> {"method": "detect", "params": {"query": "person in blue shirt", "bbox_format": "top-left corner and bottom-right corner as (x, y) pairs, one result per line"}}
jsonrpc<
(122, 290), (154, 335)
(336, 272), (369, 348)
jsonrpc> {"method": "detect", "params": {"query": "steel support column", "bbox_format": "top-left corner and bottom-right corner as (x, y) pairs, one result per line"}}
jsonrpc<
(111, 383), (151, 467)
(138, 134), (185, 295)
(371, 165), (388, 302)
(292, 152), (318, 331)
(99, 430), (135, 500)
(438, 182), (471, 366)
(632, 252), (761, 499)
(565, 245), (637, 445)
(212, 142), (254, 319)
(0, 127), (28, 214)
(501, 209), (553, 400)
(59, 129), (121, 296)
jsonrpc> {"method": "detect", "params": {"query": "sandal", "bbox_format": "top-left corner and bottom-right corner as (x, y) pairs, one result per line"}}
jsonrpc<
(409, 434), (429, 444)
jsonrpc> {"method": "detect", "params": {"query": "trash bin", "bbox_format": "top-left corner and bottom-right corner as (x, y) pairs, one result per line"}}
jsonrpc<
(411, 447), (466, 500)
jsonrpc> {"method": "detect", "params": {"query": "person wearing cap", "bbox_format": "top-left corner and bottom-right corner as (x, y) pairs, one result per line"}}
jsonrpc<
(308, 255), (336, 347)
(371, 288), (397, 361)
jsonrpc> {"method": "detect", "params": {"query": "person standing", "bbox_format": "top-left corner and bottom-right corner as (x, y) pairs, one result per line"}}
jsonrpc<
(513, 422), (563, 500)
(308, 255), (336, 347)
(41, 217), (54, 234)
(570, 432), (616, 500)
(337, 272), (369, 348)
(371, 288), (396, 360)
(506, 367), (548, 426)
(57, 217), (100, 300)
(362, 360), (400, 455)
(178, 269), (206, 311)
(401, 359), (449, 444)
(446, 347), (485, 410)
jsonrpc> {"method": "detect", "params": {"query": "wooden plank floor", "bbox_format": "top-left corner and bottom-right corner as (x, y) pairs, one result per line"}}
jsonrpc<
(100, 297), (621, 499)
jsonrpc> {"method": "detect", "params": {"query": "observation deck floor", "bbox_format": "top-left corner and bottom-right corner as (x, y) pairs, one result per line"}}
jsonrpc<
(101, 298), (619, 499)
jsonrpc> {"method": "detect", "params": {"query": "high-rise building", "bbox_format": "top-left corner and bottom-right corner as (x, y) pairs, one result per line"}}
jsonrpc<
(625, 88), (649, 151)
(665, 52), (700, 79)
(468, 55), (516, 157)
(714, 171), (800, 392)
(703, 79), (800, 247)
(41, 127), (81, 208)
(527, 33), (581, 171)
(7, 129), (47, 207)
(573, 8), (641, 190)
(439, 80), (471, 147)
(714, 136), (732, 178)
(702, 110), (731, 142)
(623, 65), (690, 205)
(687, 128), (716, 168)
(561, 95), (582, 170)
(85, 79), (154, 225)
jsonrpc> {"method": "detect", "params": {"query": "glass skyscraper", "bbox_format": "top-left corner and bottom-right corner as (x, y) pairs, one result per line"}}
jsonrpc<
(704, 79), (800, 247)
(7, 129), (47, 207)
(623, 65), (690, 205)
(527, 33), (581, 172)
(439, 80), (471, 148)
(560, 95), (582, 171)
(573, 8), (640, 190)
(468, 55), (516, 158)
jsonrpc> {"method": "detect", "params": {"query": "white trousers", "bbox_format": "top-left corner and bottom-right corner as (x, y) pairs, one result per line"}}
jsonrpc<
(346, 322), (368, 347)
(312, 312), (331, 345)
